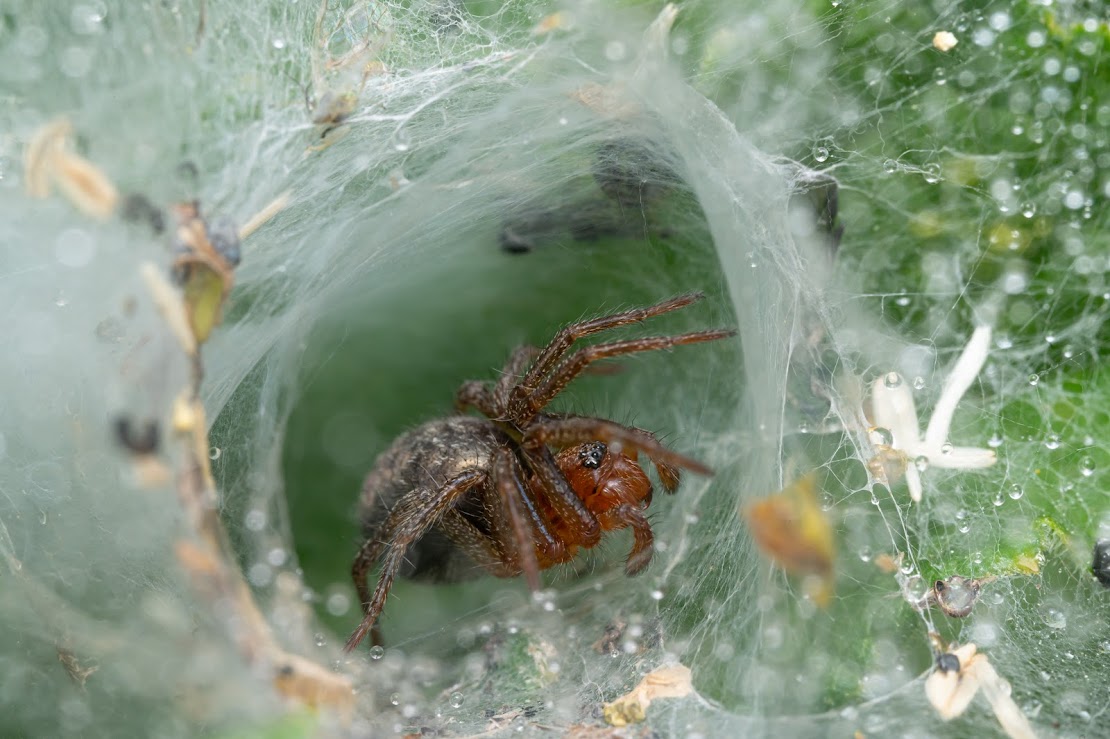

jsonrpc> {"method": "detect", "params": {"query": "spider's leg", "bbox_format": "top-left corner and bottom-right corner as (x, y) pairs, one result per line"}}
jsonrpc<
(345, 469), (486, 653)
(516, 329), (734, 420)
(455, 381), (493, 415)
(524, 416), (713, 489)
(520, 444), (602, 548)
(350, 535), (386, 641)
(491, 345), (540, 410)
(509, 293), (708, 416)
(597, 503), (654, 576)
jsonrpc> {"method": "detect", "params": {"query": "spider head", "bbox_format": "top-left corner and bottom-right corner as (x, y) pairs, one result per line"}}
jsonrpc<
(556, 441), (653, 517)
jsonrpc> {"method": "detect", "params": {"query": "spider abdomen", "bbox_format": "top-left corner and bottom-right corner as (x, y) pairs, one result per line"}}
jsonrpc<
(357, 416), (507, 583)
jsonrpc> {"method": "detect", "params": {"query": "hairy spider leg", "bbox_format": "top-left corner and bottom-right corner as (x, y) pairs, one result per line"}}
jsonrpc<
(518, 328), (736, 421)
(493, 448), (545, 590)
(434, 449), (562, 591)
(455, 345), (539, 417)
(524, 416), (713, 483)
(596, 503), (654, 575)
(346, 469), (486, 652)
(508, 292), (706, 417)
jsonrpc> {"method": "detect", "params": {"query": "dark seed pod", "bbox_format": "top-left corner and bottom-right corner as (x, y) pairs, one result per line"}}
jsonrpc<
(936, 652), (961, 673)
(114, 416), (160, 455)
(206, 216), (241, 267)
(1093, 540), (1110, 588)
(120, 193), (166, 234)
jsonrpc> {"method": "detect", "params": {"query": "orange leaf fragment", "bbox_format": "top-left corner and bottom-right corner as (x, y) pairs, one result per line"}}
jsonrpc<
(743, 473), (836, 606)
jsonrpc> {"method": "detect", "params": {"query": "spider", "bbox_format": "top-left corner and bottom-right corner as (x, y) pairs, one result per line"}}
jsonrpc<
(345, 293), (734, 651)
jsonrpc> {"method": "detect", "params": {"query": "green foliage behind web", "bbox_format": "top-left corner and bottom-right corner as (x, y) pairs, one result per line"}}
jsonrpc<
(2, 0), (1108, 737)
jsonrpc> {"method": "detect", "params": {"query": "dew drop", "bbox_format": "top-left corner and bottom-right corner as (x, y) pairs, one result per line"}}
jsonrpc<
(650, 589), (664, 601)
(1020, 201), (1037, 218)
(389, 692), (400, 705)
(882, 159), (897, 173)
(869, 426), (894, 446)
(209, 446), (222, 460)
(988, 433), (1003, 448)
(1044, 434), (1060, 450)
(923, 163), (942, 183)
(993, 491), (1004, 507)
(941, 442), (954, 456)
(326, 591), (350, 616)
(858, 546), (872, 562)
(1079, 457), (1095, 477)
(1008, 484), (1024, 500)
(956, 509), (970, 533)
(813, 146), (830, 163)
(392, 129), (411, 152)
(1044, 608), (1066, 629)
(449, 691), (464, 708)
(1028, 373), (1040, 386)
(369, 645), (385, 660)
(912, 376), (926, 390)
(314, 633), (326, 647)
(883, 371), (902, 389)
(245, 509), (266, 531)
(914, 455), (930, 472)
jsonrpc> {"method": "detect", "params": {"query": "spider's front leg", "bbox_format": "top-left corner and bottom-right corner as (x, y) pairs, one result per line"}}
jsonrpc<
(597, 503), (654, 576)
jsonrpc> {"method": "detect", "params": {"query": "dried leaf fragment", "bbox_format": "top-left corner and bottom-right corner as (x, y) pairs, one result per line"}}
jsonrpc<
(925, 642), (1038, 739)
(24, 118), (118, 218)
(933, 31), (958, 52)
(743, 473), (836, 606)
(602, 664), (693, 727)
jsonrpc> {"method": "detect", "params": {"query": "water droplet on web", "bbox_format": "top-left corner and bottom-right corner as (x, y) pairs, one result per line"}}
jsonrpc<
(993, 490), (1005, 506)
(882, 159), (897, 173)
(1044, 434), (1060, 450)
(858, 546), (872, 562)
(393, 129), (411, 152)
(883, 372), (902, 389)
(894, 295), (911, 307)
(941, 443), (954, 456)
(272, 38), (286, 49)
(650, 589), (664, 601)
(245, 509), (266, 531)
(314, 633), (326, 647)
(54, 291), (68, 308)
(370, 645), (385, 660)
(988, 433), (1003, 448)
(923, 163), (942, 183)
(870, 490), (881, 506)
(389, 692), (400, 705)
(912, 376), (926, 390)
(1020, 201), (1037, 218)
(1079, 457), (1095, 477)
(869, 426), (894, 446)
(956, 509), (970, 533)
(813, 146), (830, 163)
(326, 591), (350, 616)
(1028, 373), (1040, 386)
(1043, 608), (1066, 629)
(209, 446), (221, 460)
(1008, 484), (1024, 500)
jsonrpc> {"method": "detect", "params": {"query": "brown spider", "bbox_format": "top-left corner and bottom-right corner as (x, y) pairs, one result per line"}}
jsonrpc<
(345, 293), (734, 652)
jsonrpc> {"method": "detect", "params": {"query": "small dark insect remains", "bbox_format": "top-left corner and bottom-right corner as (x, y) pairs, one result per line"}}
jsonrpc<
(346, 293), (734, 651)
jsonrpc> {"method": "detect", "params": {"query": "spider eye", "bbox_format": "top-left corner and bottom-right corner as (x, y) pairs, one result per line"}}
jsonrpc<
(578, 442), (607, 469)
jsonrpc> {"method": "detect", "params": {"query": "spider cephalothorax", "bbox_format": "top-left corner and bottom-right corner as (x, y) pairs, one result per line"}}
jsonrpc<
(345, 293), (733, 651)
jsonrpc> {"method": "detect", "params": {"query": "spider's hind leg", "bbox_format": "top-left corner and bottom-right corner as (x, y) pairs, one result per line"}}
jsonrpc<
(345, 469), (486, 652)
